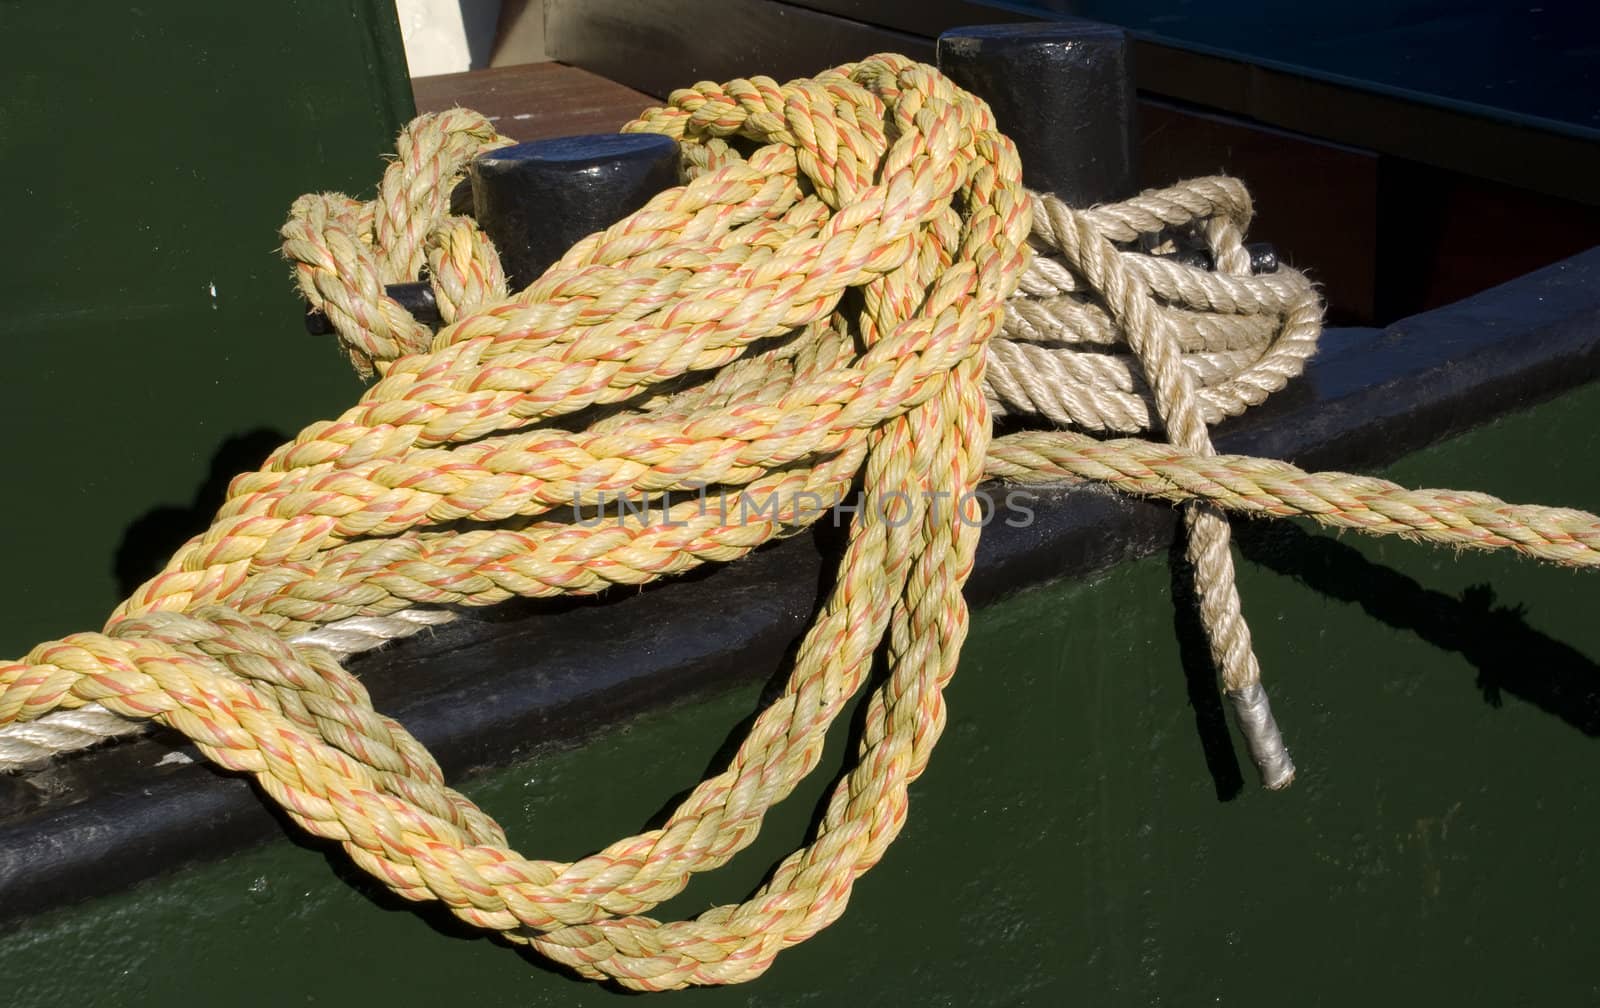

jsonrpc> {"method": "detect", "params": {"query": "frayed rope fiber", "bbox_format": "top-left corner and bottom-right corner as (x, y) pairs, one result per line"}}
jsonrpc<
(3, 56), (1598, 989)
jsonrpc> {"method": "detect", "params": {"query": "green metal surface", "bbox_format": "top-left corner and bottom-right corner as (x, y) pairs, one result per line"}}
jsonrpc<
(0, 0), (412, 657)
(3, 382), (1597, 1006)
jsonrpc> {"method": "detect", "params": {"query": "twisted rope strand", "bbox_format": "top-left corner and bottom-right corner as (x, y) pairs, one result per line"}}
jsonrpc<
(989, 432), (1600, 564)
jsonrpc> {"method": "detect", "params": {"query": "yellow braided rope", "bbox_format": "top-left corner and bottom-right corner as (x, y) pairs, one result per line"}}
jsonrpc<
(2, 56), (1597, 990)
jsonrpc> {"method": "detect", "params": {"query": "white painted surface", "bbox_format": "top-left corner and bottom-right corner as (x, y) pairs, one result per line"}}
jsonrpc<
(394, 0), (504, 77)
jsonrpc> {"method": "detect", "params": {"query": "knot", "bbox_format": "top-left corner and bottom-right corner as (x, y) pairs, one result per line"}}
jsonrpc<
(281, 108), (513, 377)
(997, 178), (1321, 433)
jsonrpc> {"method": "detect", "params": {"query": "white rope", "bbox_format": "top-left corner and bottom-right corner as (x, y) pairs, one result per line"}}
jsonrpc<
(0, 608), (455, 770)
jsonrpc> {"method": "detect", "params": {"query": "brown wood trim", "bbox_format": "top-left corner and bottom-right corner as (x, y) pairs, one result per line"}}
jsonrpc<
(411, 62), (655, 141)
(1134, 41), (1600, 209)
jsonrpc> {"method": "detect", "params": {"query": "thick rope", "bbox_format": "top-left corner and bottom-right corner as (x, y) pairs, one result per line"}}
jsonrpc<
(0, 179), (1325, 770)
(2, 58), (1597, 988)
(10, 433), (1595, 770)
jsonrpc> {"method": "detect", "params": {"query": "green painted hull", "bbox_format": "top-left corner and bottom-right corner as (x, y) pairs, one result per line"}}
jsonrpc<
(7, 383), (1597, 1006)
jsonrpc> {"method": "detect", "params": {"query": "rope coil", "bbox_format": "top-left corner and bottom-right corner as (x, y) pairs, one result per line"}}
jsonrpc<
(2, 56), (1597, 989)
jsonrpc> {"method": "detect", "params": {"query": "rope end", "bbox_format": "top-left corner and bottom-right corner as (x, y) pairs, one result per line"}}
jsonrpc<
(1226, 682), (1296, 790)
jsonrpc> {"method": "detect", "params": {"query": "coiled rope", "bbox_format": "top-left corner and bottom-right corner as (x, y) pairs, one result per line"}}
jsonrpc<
(3, 57), (1598, 988)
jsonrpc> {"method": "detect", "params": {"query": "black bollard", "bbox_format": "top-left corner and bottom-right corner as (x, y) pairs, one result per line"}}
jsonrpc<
(944, 22), (1300, 790)
(937, 21), (1137, 206)
(303, 132), (680, 334)
(470, 132), (681, 289)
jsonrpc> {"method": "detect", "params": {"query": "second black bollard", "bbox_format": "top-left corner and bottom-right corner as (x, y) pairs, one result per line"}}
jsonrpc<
(937, 21), (1137, 207)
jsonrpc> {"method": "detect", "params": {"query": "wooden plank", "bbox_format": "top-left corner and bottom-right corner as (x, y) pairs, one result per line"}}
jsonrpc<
(412, 62), (655, 141)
